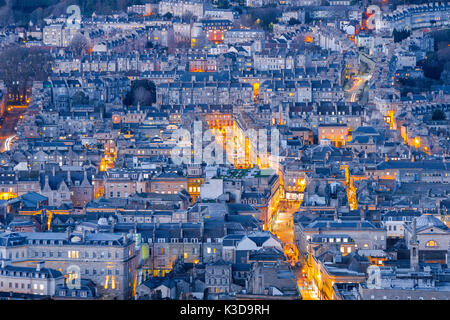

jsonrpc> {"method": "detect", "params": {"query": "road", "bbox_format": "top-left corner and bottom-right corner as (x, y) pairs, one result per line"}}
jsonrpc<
(346, 74), (372, 103)
(271, 205), (296, 243)
(0, 107), (25, 152)
(270, 199), (320, 299)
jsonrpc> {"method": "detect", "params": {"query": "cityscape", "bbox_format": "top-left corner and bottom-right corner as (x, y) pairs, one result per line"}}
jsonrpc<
(0, 0), (447, 302)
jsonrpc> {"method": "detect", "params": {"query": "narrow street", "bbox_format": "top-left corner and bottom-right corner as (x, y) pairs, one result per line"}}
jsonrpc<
(270, 199), (320, 300)
(346, 74), (372, 103)
(0, 106), (24, 152)
(209, 119), (320, 299)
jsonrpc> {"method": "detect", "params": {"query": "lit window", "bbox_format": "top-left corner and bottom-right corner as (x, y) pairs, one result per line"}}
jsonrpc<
(426, 240), (438, 247)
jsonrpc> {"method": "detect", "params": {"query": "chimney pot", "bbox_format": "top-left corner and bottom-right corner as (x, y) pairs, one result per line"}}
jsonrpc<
(36, 261), (44, 272)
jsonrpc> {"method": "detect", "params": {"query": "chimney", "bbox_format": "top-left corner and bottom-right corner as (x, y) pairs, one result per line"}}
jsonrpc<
(83, 169), (88, 185)
(82, 230), (87, 242)
(410, 218), (419, 271)
(1, 259), (11, 268)
(66, 226), (71, 239)
(122, 233), (127, 244)
(67, 170), (71, 186)
(412, 218), (417, 243)
(36, 261), (44, 272)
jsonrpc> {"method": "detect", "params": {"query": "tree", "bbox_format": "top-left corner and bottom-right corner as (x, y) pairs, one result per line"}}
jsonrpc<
(420, 52), (444, 80)
(432, 109), (446, 121)
(72, 91), (89, 105)
(393, 28), (411, 43)
(288, 18), (301, 25)
(0, 5), (15, 27)
(439, 61), (450, 84)
(181, 11), (194, 23)
(249, 8), (279, 31)
(0, 45), (51, 104)
(217, 0), (229, 9)
(234, 6), (242, 15)
(123, 79), (156, 107)
(68, 33), (90, 57)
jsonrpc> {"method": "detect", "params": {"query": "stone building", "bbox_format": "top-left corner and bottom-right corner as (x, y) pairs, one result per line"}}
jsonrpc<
(0, 231), (137, 299)
(0, 260), (64, 297)
(205, 259), (232, 294)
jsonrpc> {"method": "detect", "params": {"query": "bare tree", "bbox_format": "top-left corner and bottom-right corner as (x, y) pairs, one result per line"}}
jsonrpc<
(134, 86), (152, 106)
(68, 33), (90, 57)
(0, 5), (14, 27)
(181, 11), (194, 23)
(0, 45), (51, 104)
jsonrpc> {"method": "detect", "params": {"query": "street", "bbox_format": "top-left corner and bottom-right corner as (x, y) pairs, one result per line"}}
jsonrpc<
(269, 199), (321, 300)
(0, 106), (25, 152)
(346, 74), (372, 103)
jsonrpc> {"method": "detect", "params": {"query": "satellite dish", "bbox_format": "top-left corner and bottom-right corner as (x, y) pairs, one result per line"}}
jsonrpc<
(345, 25), (355, 35)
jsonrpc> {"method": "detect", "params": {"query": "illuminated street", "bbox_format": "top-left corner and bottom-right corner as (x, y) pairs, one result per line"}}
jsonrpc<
(346, 74), (372, 103)
(0, 107), (25, 152)
(0, 0), (447, 305)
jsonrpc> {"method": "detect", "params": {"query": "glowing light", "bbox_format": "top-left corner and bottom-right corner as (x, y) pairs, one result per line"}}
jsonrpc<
(47, 210), (53, 230)
(99, 157), (107, 171)
(304, 35), (313, 43)
(252, 82), (260, 102)
(0, 192), (17, 200)
(104, 275), (109, 289)
(386, 110), (396, 130)
(414, 137), (420, 149)
(340, 165), (357, 210)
